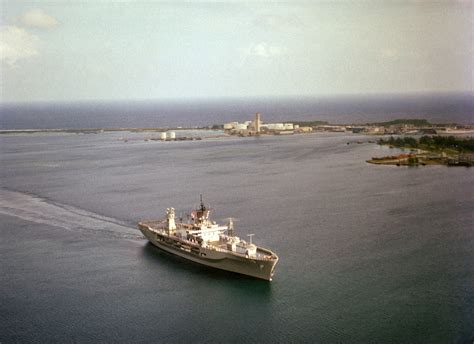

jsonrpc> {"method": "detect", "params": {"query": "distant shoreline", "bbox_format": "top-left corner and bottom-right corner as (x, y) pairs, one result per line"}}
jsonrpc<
(2, 123), (473, 137)
(0, 127), (206, 135)
(1, 118), (473, 140)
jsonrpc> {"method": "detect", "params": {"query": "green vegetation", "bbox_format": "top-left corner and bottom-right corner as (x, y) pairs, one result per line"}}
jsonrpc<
(407, 156), (419, 165)
(378, 136), (418, 148)
(378, 135), (474, 152)
(368, 119), (431, 127)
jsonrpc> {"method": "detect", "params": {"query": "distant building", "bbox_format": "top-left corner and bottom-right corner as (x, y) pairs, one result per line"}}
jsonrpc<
(236, 123), (248, 131)
(267, 123), (284, 131)
(255, 112), (261, 133)
(351, 127), (364, 133)
(249, 112), (262, 133)
(296, 126), (313, 133)
(365, 127), (385, 135)
(315, 125), (346, 132)
(224, 122), (239, 130)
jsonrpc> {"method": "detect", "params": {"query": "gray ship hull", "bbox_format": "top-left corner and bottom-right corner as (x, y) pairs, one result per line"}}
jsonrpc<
(139, 224), (278, 281)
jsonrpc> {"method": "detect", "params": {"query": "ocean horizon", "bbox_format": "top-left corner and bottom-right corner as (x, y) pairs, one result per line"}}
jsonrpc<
(1, 93), (473, 130)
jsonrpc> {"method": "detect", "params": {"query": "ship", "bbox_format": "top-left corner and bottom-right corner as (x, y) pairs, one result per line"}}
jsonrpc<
(138, 197), (279, 281)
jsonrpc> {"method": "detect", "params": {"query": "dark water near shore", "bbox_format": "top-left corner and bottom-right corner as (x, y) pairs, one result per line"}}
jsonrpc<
(1, 132), (473, 343)
(1, 93), (473, 129)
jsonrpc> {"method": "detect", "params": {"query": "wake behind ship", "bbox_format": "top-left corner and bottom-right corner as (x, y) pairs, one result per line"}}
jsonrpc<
(138, 198), (278, 280)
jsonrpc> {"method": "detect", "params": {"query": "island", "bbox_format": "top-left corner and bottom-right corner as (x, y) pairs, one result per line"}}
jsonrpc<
(367, 136), (474, 167)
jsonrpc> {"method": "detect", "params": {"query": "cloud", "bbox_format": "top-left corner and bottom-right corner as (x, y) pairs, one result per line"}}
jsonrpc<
(19, 9), (60, 29)
(0, 26), (40, 67)
(380, 48), (400, 60)
(254, 15), (304, 30)
(379, 48), (422, 62)
(241, 42), (285, 59)
(238, 42), (287, 68)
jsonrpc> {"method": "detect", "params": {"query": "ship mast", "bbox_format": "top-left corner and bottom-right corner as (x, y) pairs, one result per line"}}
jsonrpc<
(194, 194), (210, 225)
(200, 194), (206, 213)
(228, 218), (234, 237)
(247, 233), (254, 244)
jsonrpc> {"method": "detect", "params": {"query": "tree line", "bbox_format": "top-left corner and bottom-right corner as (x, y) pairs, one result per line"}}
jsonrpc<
(378, 136), (474, 152)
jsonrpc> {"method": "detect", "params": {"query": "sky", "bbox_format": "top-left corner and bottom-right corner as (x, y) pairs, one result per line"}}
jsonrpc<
(0, 1), (472, 103)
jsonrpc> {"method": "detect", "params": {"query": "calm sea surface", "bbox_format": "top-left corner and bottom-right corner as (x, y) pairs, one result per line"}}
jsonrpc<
(1, 130), (473, 343)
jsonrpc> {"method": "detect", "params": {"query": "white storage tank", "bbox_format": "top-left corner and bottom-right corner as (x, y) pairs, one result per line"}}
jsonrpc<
(236, 123), (248, 130)
(160, 132), (167, 140)
(169, 132), (176, 140)
(224, 122), (238, 130)
(268, 123), (284, 130)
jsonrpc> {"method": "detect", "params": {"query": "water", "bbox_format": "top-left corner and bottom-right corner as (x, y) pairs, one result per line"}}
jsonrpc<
(1, 131), (473, 343)
(1, 93), (473, 130)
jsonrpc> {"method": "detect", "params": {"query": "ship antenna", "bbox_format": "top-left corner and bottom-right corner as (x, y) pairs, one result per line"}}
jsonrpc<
(247, 233), (255, 245)
(200, 194), (206, 212)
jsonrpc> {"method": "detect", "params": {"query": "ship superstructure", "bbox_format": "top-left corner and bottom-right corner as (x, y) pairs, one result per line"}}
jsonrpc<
(138, 197), (278, 280)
